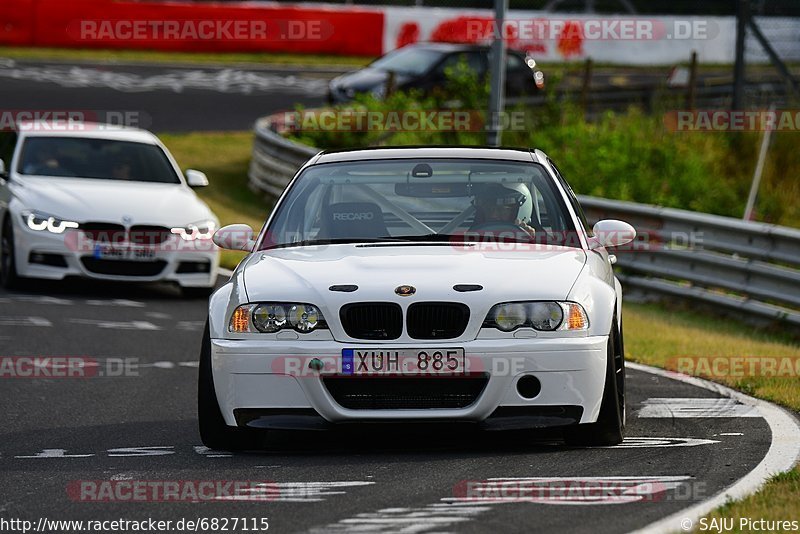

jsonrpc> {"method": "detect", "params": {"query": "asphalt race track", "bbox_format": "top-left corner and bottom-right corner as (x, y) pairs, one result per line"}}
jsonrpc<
(0, 59), (333, 131)
(0, 57), (731, 132)
(0, 276), (775, 533)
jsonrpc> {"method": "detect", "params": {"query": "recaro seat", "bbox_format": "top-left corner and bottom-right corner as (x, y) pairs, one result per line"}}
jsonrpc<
(317, 202), (389, 239)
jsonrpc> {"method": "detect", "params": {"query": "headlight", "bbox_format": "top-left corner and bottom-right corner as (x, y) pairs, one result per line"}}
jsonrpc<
(21, 211), (79, 234)
(230, 303), (327, 334)
(528, 302), (563, 330)
(483, 301), (588, 332)
(252, 304), (287, 333)
(171, 220), (216, 241)
(491, 303), (527, 332)
(288, 304), (320, 333)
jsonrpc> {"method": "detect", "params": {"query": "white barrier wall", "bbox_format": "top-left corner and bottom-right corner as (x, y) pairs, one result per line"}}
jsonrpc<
(383, 6), (797, 65)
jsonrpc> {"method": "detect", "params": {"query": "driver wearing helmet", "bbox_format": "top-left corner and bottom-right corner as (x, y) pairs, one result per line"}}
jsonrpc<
(471, 182), (537, 239)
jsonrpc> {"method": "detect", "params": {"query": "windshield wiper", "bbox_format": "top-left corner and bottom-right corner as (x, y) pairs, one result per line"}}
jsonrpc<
(391, 233), (536, 244)
(262, 237), (407, 251)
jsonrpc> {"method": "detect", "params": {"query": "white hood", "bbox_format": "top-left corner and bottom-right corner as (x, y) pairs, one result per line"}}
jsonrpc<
(12, 176), (215, 227)
(243, 243), (587, 307)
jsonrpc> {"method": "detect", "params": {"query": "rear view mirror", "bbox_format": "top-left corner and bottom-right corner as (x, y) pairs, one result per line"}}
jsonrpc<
(213, 224), (255, 251)
(592, 219), (636, 248)
(185, 169), (209, 187)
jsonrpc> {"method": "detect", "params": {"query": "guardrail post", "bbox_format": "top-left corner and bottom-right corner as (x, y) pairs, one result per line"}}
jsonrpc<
(687, 51), (698, 110)
(580, 58), (593, 118)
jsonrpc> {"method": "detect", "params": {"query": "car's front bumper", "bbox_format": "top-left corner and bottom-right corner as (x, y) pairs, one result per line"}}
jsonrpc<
(210, 336), (608, 428)
(14, 224), (219, 288)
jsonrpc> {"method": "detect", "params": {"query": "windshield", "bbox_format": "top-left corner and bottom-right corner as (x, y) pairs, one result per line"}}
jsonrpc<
(17, 137), (181, 184)
(260, 158), (579, 250)
(369, 47), (445, 76)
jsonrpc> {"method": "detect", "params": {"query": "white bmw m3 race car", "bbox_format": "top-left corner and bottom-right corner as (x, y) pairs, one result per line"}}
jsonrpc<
(0, 123), (219, 296)
(201, 147), (635, 449)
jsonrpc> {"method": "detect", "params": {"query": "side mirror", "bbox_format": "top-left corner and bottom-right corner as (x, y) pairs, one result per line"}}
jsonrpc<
(185, 169), (209, 187)
(213, 224), (255, 251)
(591, 219), (636, 248)
(0, 159), (6, 178)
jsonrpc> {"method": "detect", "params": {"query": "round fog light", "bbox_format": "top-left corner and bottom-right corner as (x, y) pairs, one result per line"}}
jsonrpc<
(516, 375), (542, 399)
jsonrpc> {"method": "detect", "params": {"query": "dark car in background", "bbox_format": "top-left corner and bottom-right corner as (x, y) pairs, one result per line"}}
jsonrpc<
(328, 43), (545, 104)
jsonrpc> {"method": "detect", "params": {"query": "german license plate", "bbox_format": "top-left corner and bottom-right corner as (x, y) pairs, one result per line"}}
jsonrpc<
(341, 348), (466, 376)
(93, 244), (156, 261)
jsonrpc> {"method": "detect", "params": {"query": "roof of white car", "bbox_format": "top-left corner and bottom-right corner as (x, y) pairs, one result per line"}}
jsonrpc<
(314, 146), (540, 164)
(17, 122), (159, 144)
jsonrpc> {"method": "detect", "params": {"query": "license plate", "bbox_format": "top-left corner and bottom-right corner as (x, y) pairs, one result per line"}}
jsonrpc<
(341, 348), (465, 376)
(93, 244), (156, 261)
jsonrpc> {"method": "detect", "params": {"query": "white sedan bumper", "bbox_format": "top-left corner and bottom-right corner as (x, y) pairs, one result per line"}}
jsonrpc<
(210, 336), (608, 427)
(14, 223), (218, 288)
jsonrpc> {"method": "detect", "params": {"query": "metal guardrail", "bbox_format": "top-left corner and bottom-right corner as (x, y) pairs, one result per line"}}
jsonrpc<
(249, 118), (800, 327)
(248, 117), (319, 198)
(579, 196), (800, 326)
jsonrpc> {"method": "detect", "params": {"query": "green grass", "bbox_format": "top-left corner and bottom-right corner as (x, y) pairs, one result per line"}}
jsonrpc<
(0, 46), (371, 67)
(624, 301), (800, 411)
(159, 130), (799, 525)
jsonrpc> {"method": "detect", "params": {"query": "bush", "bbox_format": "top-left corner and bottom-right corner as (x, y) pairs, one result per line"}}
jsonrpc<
(287, 69), (800, 228)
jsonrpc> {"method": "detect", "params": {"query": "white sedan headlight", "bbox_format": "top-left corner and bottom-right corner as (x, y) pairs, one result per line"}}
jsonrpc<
(230, 303), (327, 334)
(171, 220), (216, 241)
(21, 211), (79, 234)
(484, 301), (588, 332)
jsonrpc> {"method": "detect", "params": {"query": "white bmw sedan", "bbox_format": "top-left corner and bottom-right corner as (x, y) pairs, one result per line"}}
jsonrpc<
(0, 123), (219, 296)
(202, 147), (635, 449)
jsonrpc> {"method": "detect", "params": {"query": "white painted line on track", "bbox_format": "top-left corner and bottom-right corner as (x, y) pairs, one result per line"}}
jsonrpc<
(68, 319), (160, 330)
(601, 436), (720, 448)
(176, 320), (205, 331)
(15, 449), (94, 459)
(442, 476), (693, 506)
(0, 295), (72, 305)
(638, 398), (762, 418)
(312, 505), (490, 532)
(215, 481), (375, 503)
(0, 316), (52, 327)
(628, 362), (800, 534)
(145, 312), (172, 320)
(85, 299), (145, 307)
(194, 446), (232, 459)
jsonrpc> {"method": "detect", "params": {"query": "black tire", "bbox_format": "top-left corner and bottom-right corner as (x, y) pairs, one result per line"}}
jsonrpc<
(198, 321), (253, 450)
(182, 285), (215, 299)
(1, 219), (22, 290)
(563, 316), (626, 446)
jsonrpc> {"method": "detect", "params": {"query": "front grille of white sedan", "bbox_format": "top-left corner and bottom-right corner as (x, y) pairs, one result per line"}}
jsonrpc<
(338, 302), (471, 340)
